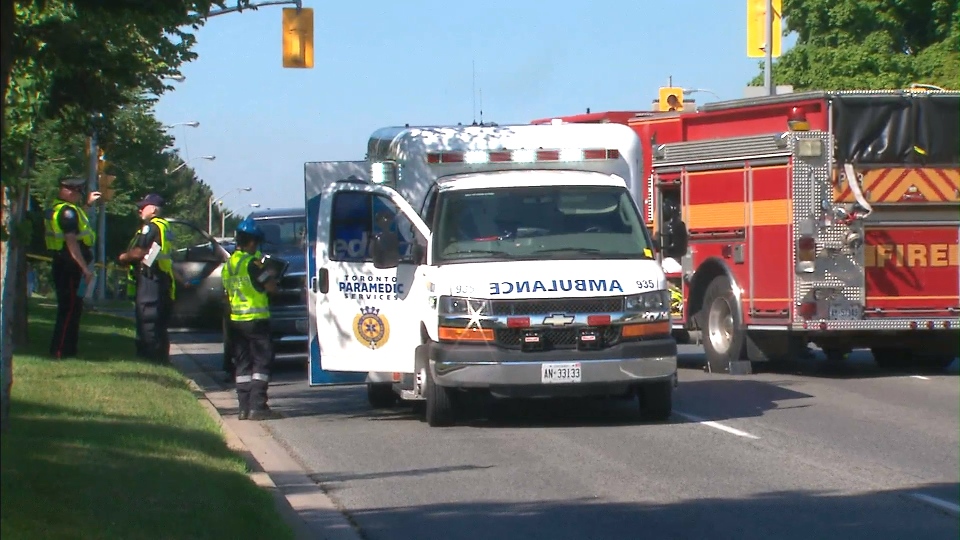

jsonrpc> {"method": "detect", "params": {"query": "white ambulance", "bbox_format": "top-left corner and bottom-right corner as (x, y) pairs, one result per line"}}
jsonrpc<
(304, 123), (678, 426)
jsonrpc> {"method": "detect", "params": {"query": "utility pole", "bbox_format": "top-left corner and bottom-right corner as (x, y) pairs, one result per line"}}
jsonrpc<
(85, 133), (104, 301)
(763, 0), (774, 96)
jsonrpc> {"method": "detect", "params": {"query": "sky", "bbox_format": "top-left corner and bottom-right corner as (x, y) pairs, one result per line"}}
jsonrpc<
(154, 0), (798, 216)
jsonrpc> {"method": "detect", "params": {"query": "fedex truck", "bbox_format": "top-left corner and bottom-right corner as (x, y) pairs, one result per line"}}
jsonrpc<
(304, 123), (678, 426)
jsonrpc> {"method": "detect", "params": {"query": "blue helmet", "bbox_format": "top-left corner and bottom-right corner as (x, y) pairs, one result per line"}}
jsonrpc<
(235, 217), (264, 241)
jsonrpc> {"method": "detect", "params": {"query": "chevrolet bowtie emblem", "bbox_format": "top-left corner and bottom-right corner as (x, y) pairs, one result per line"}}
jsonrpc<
(542, 313), (575, 326)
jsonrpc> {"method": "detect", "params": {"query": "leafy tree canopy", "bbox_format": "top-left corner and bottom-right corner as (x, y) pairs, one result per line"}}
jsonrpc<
(752, 0), (959, 90)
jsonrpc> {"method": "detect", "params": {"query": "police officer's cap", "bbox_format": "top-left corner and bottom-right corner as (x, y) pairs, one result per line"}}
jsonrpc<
(136, 193), (165, 209)
(59, 177), (86, 189)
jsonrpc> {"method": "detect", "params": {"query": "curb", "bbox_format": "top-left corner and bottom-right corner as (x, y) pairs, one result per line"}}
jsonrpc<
(171, 343), (364, 540)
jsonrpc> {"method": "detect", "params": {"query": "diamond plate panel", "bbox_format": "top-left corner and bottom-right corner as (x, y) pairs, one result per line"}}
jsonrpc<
(791, 131), (866, 323)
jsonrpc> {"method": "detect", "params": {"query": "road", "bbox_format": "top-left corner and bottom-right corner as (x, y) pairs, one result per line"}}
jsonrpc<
(176, 332), (960, 540)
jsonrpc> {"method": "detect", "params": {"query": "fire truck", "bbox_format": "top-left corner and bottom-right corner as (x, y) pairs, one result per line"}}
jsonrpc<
(533, 89), (960, 374)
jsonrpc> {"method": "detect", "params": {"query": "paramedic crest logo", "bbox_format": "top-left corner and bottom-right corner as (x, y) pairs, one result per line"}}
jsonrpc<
(353, 306), (390, 350)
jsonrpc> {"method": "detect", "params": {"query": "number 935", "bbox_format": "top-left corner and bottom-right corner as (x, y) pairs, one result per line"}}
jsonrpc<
(636, 279), (655, 290)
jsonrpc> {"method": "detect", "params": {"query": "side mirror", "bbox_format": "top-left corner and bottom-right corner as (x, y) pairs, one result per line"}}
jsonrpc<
(411, 243), (426, 265)
(661, 220), (689, 258)
(371, 232), (400, 269)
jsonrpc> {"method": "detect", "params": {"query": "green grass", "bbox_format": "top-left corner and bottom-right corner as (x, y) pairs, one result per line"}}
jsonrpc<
(0, 299), (294, 540)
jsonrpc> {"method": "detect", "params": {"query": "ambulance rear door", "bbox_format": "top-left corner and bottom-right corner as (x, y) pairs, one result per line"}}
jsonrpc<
(305, 161), (370, 386)
(306, 162), (431, 384)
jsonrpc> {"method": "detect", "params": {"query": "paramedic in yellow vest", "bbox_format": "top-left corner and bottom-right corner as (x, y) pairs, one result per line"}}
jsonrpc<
(44, 177), (101, 359)
(118, 193), (176, 363)
(223, 217), (280, 420)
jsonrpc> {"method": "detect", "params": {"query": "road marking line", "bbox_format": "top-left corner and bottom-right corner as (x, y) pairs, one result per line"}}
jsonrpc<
(675, 411), (760, 440)
(908, 493), (960, 517)
(910, 375), (930, 380)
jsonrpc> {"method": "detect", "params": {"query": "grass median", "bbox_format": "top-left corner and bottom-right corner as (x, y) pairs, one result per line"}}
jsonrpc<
(0, 298), (294, 540)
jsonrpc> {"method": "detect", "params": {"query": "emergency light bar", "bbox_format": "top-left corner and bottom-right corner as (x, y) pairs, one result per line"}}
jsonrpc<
(426, 148), (621, 165)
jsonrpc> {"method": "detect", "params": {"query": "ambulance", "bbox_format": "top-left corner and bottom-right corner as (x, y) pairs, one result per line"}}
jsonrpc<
(303, 123), (678, 426)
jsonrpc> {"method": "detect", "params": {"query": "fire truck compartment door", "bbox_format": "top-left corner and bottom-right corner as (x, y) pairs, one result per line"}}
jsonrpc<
(311, 178), (430, 379)
(305, 161), (371, 385)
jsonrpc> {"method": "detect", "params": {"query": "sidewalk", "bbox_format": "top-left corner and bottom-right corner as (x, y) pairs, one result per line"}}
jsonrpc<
(170, 342), (363, 540)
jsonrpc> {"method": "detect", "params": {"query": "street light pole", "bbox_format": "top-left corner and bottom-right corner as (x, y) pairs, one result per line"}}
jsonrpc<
(764, 0), (775, 96)
(208, 187), (253, 235)
(165, 155), (215, 175)
(163, 121), (200, 130)
(221, 203), (260, 237)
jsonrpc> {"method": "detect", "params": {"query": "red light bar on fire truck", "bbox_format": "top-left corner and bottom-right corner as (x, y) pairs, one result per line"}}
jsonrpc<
(426, 148), (621, 165)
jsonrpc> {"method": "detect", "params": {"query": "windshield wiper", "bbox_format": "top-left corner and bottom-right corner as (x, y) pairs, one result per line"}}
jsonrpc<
(442, 250), (515, 260)
(531, 247), (604, 256)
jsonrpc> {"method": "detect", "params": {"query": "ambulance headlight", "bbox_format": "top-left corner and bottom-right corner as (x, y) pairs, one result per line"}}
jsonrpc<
(438, 296), (490, 316)
(624, 290), (670, 312)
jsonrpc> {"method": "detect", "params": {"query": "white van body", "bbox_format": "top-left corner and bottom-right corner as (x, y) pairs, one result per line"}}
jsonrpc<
(304, 123), (678, 426)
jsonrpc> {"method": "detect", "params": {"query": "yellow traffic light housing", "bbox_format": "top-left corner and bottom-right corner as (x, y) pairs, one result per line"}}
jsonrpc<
(747, 0), (782, 58)
(282, 8), (314, 69)
(658, 87), (684, 112)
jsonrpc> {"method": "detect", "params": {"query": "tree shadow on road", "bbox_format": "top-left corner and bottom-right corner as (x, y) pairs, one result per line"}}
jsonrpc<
(319, 482), (959, 540)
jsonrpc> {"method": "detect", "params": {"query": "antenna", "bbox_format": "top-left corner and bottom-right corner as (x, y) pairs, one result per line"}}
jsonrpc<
(472, 60), (476, 124)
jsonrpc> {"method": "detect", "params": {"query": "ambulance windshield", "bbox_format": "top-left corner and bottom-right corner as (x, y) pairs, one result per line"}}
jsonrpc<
(433, 185), (654, 264)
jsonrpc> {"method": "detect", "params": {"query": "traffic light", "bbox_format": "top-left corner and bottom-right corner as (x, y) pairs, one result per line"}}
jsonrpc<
(282, 8), (314, 69)
(658, 87), (684, 112)
(747, 0), (782, 58)
(98, 174), (116, 201)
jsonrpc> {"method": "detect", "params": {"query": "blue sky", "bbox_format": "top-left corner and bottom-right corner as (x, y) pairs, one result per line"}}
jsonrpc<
(155, 0), (797, 215)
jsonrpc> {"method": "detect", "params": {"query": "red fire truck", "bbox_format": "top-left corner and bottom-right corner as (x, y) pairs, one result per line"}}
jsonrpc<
(533, 90), (960, 374)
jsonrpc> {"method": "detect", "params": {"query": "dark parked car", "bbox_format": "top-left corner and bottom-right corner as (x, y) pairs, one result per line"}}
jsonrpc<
(167, 209), (309, 374)
(221, 208), (309, 373)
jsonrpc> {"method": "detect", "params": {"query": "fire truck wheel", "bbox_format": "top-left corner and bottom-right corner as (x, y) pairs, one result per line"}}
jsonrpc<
(700, 275), (746, 373)
(367, 383), (398, 408)
(424, 369), (456, 427)
(914, 353), (957, 373)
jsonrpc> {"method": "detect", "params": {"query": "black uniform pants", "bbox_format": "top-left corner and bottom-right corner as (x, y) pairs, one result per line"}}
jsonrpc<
(49, 255), (84, 358)
(135, 273), (172, 363)
(230, 318), (273, 413)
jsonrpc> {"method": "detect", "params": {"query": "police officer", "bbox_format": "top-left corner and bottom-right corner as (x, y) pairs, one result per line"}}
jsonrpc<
(222, 217), (280, 420)
(118, 193), (176, 363)
(45, 177), (101, 358)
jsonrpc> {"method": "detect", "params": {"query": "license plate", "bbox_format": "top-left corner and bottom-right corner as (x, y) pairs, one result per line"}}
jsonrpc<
(541, 362), (582, 384)
(828, 303), (862, 321)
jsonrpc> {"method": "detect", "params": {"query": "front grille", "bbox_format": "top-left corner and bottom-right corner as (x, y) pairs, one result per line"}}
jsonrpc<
(279, 274), (305, 291)
(489, 297), (623, 316)
(271, 274), (305, 307)
(495, 326), (622, 350)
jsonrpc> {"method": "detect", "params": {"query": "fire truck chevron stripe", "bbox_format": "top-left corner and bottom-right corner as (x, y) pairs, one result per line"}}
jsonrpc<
(832, 167), (960, 203)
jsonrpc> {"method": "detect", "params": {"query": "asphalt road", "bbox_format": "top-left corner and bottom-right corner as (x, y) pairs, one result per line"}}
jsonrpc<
(177, 332), (960, 540)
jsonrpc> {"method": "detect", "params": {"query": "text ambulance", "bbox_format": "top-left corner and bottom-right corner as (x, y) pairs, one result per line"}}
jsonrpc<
(304, 123), (678, 426)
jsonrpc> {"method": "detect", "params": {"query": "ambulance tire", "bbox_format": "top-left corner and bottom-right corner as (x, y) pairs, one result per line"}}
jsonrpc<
(367, 383), (398, 408)
(699, 275), (746, 374)
(424, 368), (456, 427)
(638, 380), (673, 422)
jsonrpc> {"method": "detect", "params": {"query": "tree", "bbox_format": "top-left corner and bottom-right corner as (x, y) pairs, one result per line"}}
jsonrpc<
(752, 0), (960, 89)
(2, 0), (255, 432)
